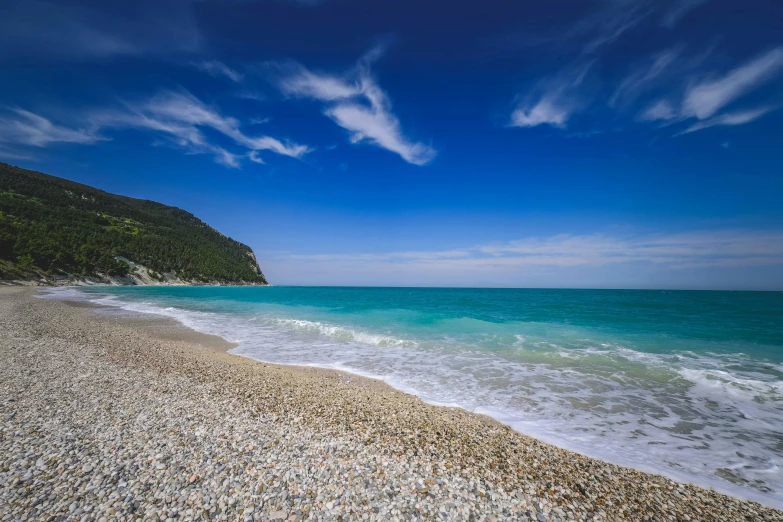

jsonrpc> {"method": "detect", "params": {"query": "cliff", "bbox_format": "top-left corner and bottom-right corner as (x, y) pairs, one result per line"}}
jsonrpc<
(0, 163), (268, 286)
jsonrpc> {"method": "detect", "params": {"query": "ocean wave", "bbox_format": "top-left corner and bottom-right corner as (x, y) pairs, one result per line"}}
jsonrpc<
(39, 286), (783, 509)
(679, 368), (783, 399)
(269, 318), (418, 348)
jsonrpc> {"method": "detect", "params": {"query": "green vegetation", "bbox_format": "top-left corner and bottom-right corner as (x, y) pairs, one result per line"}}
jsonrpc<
(0, 163), (267, 284)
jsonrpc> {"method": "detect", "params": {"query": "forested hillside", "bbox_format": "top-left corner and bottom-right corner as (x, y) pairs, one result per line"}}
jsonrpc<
(0, 163), (267, 285)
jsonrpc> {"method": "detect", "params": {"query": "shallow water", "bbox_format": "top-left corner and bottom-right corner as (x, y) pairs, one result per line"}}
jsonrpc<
(45, 286), (783, 507)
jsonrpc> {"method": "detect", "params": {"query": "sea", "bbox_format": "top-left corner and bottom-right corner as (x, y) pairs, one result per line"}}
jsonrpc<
(43, 286), (783, 508)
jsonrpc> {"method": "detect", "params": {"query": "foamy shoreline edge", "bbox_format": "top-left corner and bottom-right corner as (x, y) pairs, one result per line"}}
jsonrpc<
(42, 285), (783, 510)
(2, 286), (781, 521)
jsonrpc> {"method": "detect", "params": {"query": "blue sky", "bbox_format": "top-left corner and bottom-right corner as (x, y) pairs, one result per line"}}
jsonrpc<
(1, 0), (782, 289)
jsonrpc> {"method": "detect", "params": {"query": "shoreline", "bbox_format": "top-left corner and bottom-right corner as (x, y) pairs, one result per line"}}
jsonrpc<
(41, 286), (783, 509)
(2, 287), (781, 521)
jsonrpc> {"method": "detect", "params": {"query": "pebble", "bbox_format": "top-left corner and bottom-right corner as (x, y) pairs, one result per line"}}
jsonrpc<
(0, 287), (780, 522)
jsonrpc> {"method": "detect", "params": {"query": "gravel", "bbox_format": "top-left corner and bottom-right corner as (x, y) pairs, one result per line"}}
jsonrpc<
(1, 287), (780, 522)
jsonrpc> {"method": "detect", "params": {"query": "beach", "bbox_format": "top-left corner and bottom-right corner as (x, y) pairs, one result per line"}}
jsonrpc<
(0, 287), (780, 522)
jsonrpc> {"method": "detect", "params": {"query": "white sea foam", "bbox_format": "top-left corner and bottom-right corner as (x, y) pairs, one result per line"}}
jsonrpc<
(39, 287), (783, 509)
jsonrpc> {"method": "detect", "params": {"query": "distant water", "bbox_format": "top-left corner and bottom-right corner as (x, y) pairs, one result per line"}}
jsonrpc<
(45, 286), (783, 507)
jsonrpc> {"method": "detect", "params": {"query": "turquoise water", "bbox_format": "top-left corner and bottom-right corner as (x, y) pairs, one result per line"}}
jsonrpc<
(48, 286), (783, 507)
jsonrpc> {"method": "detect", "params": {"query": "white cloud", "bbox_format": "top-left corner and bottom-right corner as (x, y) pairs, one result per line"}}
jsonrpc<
(193, 60), (244, 82)
(678, 106), (777, 135)
(582, 5), (651, 55)
(509, 62), (592, 129)
(275, 49), (436, 165)
(662, 0), (710, 28)
(610, 49), (680, 106)
(0, 91), (311, 168)
(682, 47), (783, 119)
(247, 151), (265, 164)
(324, 102), (436, 165)
(475, 230), (783, 266)
(279, 68), (361, 101)
(510, 97), (572, 128)
(619, 47), (783, 134)
(638, 99), (678, 122)
(0, 109), (102, 147)
(99, 90), (311, 165)
(504, 7), (780, 139)
(276, 229), (783, 270)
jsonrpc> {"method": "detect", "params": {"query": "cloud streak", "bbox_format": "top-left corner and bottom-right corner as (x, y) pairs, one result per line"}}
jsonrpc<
(662, 0), (710, 28)
(0, 0), (201, 60)
(505, 0), (782, 138)
(275, 49), (436, 165)
(682, 47), (783, 120)
(509, 62), (593, 129)
(611, 49), (680, 106)
(638, 99), (678, 122)
(271, 229), (783, 271)
(507, 0), (645, 129)
(0, 108), (102, 148)
(677, 106), (777, 135)
(97, 90), (311, 166)
(193, 60), (244, 82)
(0, 91), (311, 167)
(582, 5), (652, 55)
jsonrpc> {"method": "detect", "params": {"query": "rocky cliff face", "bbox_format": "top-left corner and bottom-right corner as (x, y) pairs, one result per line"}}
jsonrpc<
(246, 251), (266, 279)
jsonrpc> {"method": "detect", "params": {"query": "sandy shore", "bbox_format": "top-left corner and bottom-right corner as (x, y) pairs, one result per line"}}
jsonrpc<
(0, 287), (780, 522)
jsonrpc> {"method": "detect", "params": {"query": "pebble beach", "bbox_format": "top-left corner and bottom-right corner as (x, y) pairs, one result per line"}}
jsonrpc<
(1, 287), (780, 522)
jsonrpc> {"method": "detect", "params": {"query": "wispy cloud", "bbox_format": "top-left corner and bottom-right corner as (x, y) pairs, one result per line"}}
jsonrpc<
(510, 97), (573, 128)
(247, 151), (266, 164)
(682, 47), (783, 120)
(505, 1), (781, 138)
(96, 90), (311, 166)
(630, 47), (783, 134)
(611, 49), (681, 106)
(623, 47), (783, 133)
(661, 0), (710, 28)
(507, 1), (652, 131)
(509, 62), (593, 128)
(0, 91), (311, 168)
(638, 99), (678, 122)
(274, 229), (783, 271)
(193, 60), (244, 82)
(0, 147), (35, 161)
(0, 108), (102, 147)
(274, 48), (436, 165)
(677, 106), (777, 135)
(0, 0), (201, 60)
(475, 230), (783, 267)
(581, 4), (652, 55)
(279, 68), (362, 100)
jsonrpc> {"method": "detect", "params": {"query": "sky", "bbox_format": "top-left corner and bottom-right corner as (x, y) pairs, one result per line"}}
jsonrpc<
(1, 0), (782, 289)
